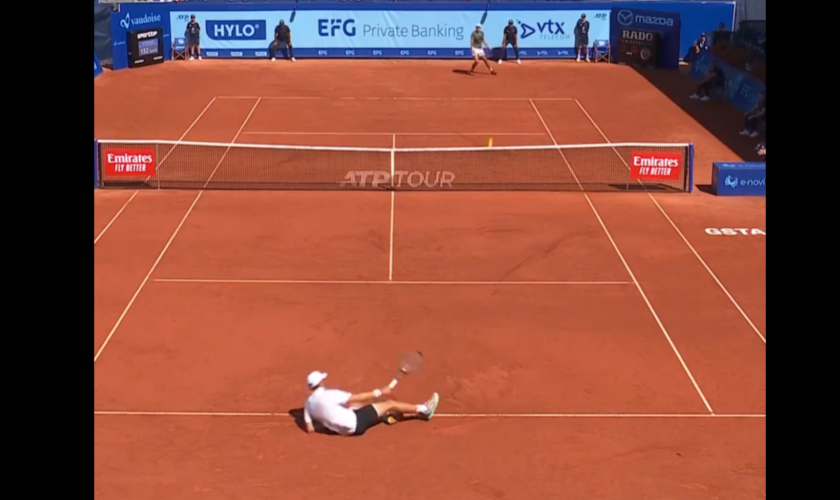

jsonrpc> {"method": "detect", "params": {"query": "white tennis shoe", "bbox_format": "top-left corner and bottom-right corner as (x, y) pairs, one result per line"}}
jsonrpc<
(420, 393), (439, 420)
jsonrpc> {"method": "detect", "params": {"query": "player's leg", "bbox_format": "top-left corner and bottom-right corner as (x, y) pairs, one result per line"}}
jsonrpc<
(373, 394), (438, 418)
(482, 54), (495, 74)
(352, 394), (439, 436)
(498, 42), (507, 64)
(196, 41), (201, 60)
(269, 41), (277, 61)
(287, 43), (296, 61)
(471, 51), (480, 72)
(513, 43), (520, 63)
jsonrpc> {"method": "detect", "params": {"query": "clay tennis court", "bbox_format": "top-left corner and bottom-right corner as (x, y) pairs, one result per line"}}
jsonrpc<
(94, 61), (765, 499)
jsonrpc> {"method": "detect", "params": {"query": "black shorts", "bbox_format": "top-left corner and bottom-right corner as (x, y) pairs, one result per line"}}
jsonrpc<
(353, 404), (381, 436)
(188, 34), (200, 46)
(576, 35), (589, 47)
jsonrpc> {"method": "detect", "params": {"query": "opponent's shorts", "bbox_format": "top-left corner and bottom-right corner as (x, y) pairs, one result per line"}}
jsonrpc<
(471, 47), (485, 57)
(352, 404), (381, 436)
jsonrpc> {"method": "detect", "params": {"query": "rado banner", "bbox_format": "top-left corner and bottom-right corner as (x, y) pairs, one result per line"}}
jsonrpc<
(127, 28), (164, 68)
(609, 8), (680, 70)
(617, 28), (661, 69)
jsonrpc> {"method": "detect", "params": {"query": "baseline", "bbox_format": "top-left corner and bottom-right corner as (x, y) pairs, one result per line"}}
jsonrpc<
(239, 131), (547, 136)
(215, 96), (575, 102)
(573, 99), (765, 344)
(95, 410), (764, 419)
(153, 279), (630, 286)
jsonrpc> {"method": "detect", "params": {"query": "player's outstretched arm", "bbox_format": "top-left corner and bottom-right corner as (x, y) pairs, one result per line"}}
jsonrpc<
(345, 386), (392, 406)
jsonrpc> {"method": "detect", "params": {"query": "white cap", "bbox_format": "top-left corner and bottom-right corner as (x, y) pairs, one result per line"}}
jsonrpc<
(476, 24), (482, 28)
(307, 371), (328, 388)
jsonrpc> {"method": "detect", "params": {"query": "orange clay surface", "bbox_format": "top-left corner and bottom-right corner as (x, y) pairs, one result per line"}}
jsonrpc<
(95, 61), (765, 499)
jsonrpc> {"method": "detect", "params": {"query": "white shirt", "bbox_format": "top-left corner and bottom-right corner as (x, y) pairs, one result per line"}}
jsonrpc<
(303, 387), (357, 435)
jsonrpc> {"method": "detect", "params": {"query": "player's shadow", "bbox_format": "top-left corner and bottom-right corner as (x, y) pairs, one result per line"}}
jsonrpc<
(288, 408), (338, 435)
(287, 407), (421, 435)
(452, 69), (491, 76)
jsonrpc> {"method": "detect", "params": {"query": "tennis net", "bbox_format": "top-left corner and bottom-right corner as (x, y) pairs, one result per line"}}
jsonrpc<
(95, 139), (694, 192)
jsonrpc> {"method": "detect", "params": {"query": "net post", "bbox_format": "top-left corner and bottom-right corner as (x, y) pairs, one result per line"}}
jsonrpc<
(687, 143), (695, 193)
(155, 143), (161, 189)
(93, 139), (99, 189)
(390, 134), (396, 190)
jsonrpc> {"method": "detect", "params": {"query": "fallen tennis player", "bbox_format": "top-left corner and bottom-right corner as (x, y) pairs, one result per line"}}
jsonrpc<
(303, 371), (439, 436)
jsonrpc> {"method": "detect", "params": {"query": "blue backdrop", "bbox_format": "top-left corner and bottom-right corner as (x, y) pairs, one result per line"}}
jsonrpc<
(609, 7), (681, 70)
(111, 2), (734, 68)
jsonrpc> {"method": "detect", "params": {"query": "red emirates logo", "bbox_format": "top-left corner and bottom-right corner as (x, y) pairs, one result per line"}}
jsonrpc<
(103, 149), (156, 177)
(629, 152), (682, 180)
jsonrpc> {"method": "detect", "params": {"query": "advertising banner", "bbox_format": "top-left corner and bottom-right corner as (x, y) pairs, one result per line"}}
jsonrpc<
(711, 162), (766, 196)
(94, 53), (103, 78)
(169, 10), (611, 58)
(110, 2), (735, 68)
(610, 8), (681, 69)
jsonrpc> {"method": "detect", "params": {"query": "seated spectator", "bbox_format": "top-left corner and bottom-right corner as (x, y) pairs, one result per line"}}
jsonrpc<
(740, 90), (766, 138)
(684, 32), (709, 63)
(690, 60), (725, 101)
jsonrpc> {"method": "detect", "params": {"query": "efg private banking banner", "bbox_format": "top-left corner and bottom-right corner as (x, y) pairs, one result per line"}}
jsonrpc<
(110, 2), (735, 67)
(168, 10), (611, 58)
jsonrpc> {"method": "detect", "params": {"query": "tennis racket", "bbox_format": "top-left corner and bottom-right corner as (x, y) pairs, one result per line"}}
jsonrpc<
(387, 351), (423, 389)
(480, 0), (491, 25)
(290, 0), (299, 23)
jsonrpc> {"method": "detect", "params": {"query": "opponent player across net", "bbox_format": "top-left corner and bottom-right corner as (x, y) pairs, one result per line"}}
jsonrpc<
(469, 24), (496, 75)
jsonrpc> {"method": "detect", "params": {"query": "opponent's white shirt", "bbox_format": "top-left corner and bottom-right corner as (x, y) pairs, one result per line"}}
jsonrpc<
(304, 387), (357, 435)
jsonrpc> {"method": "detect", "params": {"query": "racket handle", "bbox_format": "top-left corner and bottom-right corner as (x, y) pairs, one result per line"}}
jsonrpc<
(388, 378), (398, 389)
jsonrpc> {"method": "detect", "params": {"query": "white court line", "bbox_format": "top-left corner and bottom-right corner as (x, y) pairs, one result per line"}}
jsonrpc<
(389, 134), (396, 281)
(573, 99), (766, 345)
(215, 96), (575, 102)
(202, 98), (262, 188)
(94, 191), (137, 245)
(152, 278), (631, 285)
(94, 97), (216, 244)
(530, 100), (714, 415)
(94, 192), (204, 363)
(239, 131), (546, 136)
(95, 98), (262, 364)
(94, 410), (764, 419)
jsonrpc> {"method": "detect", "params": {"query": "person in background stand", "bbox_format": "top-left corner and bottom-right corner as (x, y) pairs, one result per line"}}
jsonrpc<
(270, 20), (295, 62)
(498, 20), (520, 64)
(689, 59), (725, 101)
(740, 90), (765, 138)
(684, 32), (708, 64)
(185, 14), (201, 60)
(575, 14), (590, 62)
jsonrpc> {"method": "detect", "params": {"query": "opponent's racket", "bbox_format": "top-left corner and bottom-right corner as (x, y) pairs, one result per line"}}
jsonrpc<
(290, 0), (299, 23)
(387, 351), (423, 389)
(480, 0), (491, 25)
